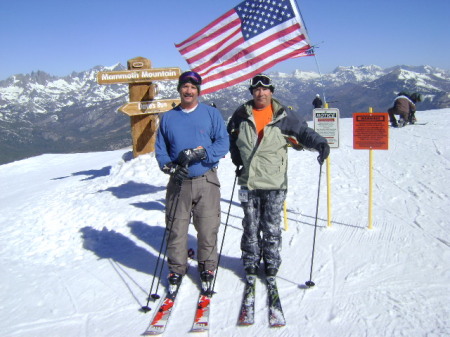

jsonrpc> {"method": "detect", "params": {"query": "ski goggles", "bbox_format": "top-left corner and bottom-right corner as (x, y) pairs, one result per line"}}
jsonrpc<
(179, 71), (202, 85)
(249, 74), (272, 88)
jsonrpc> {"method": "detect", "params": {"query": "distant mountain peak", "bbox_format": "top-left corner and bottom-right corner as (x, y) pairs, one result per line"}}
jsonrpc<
(0, 64), (448, 165)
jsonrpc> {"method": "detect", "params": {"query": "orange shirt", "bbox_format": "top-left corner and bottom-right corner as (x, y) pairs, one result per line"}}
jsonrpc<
(253, 105), (273, 143)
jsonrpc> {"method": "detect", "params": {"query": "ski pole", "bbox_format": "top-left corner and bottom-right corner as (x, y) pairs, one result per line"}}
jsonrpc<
(210, 174), (238, 295)
(141, 183), (182, 312)
(305, 162), (323, 288)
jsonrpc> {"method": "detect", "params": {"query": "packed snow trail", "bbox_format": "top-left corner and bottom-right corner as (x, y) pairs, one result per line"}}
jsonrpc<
(0, 110), (449, 336)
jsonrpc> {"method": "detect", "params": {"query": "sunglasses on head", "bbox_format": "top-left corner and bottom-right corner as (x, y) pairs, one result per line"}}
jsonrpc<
(179, 71), (202, 85)
(250, 74), (272, 87)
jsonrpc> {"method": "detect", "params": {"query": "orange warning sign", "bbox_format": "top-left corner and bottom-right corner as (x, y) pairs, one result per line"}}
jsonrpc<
(353, 113), (389, 150)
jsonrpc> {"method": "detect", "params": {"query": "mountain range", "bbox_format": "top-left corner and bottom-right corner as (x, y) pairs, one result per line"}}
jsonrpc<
(1, 64), (449, 165)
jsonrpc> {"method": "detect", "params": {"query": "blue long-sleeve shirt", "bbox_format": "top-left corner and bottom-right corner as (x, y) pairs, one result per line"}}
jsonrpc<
(155, 103), (229, 178)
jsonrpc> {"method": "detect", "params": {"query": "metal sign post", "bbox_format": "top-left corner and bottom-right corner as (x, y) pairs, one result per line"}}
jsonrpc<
(314, 107), (340, 227)
(353, 109), (389, 229)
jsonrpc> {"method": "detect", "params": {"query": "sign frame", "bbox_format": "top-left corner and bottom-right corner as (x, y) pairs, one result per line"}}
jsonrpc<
(313, 108), (340, 148)
(353, 112), (389, 150)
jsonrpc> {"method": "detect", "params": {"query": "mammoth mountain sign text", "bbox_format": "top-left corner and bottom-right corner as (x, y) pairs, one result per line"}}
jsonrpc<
(97, 67), (181, 84)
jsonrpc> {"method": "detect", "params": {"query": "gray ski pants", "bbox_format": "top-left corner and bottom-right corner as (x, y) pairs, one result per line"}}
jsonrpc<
(165, 168), (221, 276)
(240, 189), (287, 271)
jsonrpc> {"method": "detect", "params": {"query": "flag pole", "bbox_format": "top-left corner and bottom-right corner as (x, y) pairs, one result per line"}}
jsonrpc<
(292, 0), (327, 102)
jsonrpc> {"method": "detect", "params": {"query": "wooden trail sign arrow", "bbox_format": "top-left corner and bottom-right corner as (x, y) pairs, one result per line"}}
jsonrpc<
(119, 99), (181, 116)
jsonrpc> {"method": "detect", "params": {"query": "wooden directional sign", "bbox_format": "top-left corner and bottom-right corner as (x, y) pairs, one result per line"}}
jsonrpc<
(119, 99), (180, 116)
(97, 67), (182, 84)
(95, 56), (181, 157)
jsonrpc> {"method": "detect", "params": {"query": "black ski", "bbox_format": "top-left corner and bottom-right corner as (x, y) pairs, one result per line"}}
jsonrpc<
(390, 122), (428, 128)
(238, 274), (256, 325)
(266, 276), (286, 327)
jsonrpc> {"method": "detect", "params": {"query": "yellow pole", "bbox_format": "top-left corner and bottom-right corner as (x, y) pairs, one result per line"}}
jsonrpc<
(368, 107), (374, 229)
(326, 156), (331, 227)
(324, 103), (332, 227)
(283, 200), (288, 230)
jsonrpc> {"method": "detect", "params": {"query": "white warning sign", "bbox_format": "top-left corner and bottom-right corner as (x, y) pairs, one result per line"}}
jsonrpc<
(313, 108), (340, 148)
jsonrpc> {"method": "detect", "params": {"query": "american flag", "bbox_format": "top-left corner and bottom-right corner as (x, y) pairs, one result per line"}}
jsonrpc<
(175, 0), (314, 95)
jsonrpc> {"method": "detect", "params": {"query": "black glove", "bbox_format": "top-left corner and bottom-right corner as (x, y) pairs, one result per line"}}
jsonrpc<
(162, 162), (189, 186)
(316, 142), (330, 165)
(177, 147), (207, 167)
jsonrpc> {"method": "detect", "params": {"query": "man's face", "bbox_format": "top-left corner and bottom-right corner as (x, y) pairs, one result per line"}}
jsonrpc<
(179, 82), (199, 107)
(252, 86), (272, 109)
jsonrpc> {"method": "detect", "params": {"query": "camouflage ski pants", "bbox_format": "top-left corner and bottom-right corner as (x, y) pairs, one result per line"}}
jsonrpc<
(240, 189), (287, 271)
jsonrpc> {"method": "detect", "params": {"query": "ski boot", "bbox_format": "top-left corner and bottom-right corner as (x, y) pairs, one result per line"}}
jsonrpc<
(168, 272), (183, 294)
(200, 270), (214, 295)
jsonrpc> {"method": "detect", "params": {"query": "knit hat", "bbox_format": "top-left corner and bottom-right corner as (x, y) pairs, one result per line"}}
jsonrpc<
(177, 71), (202, 93)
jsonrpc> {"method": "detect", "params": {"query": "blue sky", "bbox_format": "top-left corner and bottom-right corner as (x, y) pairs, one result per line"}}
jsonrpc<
(1, 0), (449, 80)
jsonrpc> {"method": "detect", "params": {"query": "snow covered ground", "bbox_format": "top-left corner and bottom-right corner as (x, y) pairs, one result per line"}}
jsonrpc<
(1, 109), (449, 337)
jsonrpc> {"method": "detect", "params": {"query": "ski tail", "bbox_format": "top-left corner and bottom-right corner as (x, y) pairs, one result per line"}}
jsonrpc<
(238, 274), (256, 325)
(266, 276), (286, 327)
(191, 293), (211, 332)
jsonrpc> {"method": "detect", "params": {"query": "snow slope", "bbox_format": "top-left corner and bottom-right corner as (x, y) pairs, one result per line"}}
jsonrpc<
(0, 109), (449, 337)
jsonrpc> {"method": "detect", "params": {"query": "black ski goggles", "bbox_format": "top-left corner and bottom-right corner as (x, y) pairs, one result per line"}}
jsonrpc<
(179, 71), (202, 85)
(250, 74), (272, 88)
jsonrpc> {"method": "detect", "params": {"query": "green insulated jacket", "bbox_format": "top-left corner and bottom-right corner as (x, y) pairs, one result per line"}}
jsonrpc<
(227, 98), (328, 190)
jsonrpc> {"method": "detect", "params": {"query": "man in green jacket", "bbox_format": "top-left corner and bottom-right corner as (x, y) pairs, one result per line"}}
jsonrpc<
(227, 73), (330, 277)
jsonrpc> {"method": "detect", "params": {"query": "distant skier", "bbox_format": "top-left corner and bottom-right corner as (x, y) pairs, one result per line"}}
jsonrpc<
(312, 94), (323, 109)
(408, 92), (423, 124)
(388, 92), (423, 127)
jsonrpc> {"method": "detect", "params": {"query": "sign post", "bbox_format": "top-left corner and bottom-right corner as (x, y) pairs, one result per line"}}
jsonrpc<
(97, 57), (181, 157)
(314, 107), (340, 227)
(353, 109), (389, 229)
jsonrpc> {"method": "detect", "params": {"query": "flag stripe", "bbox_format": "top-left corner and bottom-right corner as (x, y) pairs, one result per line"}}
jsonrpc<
(201, 42), (311, 95)
(178, 17), (241, 58)
(203, 40), (310, 87)
(184, 26), (242, 66)
(197, 23), (304, 78)
(195, 21), (305, 79)
(174, 9), (236, 50)
(190, 35), (245, 74)
(202, 47), (310, 95)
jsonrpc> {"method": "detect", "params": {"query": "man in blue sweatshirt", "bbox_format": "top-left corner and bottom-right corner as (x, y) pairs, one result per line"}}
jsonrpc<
(155, 71), (229, 291)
